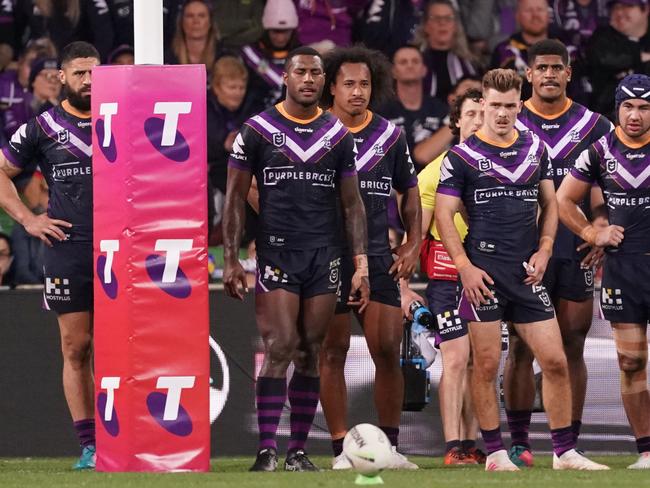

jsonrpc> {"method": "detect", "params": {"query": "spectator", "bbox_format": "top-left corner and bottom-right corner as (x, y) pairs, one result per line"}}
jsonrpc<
(3, 57), (60, 141)
(550, 0), (609, 52)
(0, 231), (14, 288)
(491, 0), (550, 76)
(360, 0), (424, 58)
(241, 0), (300, 111)
(491, 0), (571, 99)
(1, 40), (57, 144)
(294, 0), (367, 49)
(110, 0), (183, 51)
(214, 0), (265, 50)
(379, 45), (453, 169)
(107, 44), (134, 65)
(586, 0), (650, 118)
(13, 0), (114, 62)
(417, 0), (479, 101)
(457, 0), (497, 63)
(207, 56), (255, 242)
(166, 0), (221, 76)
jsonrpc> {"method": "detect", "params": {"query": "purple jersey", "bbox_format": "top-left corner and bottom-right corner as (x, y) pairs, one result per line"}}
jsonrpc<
(437, 130), (553, 263)
(1, 105), (93, 241)
(352, 112), (417, 255)
(516, 100), (613, 259)
(571, 129), (650, 255)
(228, 104), (356, 251)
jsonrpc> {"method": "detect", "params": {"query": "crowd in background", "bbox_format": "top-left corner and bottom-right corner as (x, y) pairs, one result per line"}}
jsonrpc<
(0, 0), (648, 286)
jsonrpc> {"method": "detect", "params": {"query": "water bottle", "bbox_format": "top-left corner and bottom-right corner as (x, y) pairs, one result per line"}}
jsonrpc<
(409, 301), (433, 330)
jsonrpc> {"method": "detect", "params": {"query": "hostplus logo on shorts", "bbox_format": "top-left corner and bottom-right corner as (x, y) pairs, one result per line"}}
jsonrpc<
(601, 288), (623, 311)
(45, 277), (71, 301)
(264, 265), (288, 284)
(436, 310), (463, 334)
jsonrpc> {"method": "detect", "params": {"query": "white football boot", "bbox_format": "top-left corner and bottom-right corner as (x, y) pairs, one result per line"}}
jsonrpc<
(332, 453), (352, 470)
(386, 447), (419, 470)
(485, 449), (520, 471)
(628, 452), (650, 469)
(552, 449), (610, 470)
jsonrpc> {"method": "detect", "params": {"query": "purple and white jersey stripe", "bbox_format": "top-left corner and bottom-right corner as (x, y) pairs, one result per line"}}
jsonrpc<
(516, 100), (612, 259)
(352, 112), (417, 255)
(437, 130), (552, 262)
(571, 128), (650, 255)
(2, 105), (93, 242)
(228, 105), (357, 251)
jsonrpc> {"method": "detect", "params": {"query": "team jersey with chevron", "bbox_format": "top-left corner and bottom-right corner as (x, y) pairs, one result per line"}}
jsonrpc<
(437, 130), (553, 263)
(228, 104), (357, 251)
(351, 112), (417, 255)
(516, 99), (613, 259)
(1, 105), (92, 242)
(571, 128), (650, 255)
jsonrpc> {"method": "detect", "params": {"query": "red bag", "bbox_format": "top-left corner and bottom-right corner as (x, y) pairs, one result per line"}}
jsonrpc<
(420, 238), (459, 281)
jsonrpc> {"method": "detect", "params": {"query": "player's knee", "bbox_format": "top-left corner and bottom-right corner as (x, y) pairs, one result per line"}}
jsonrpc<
(562, 335), (586, 362)
(265, 334), (300, 364)
(370, 338), (400, 368)
(618, 353), (647, 374)
(473, 355), (500, 380)
(60, 334), (92, 367)
(540, 355), (568, 379)
(320, 340), (349, 369)
(442, 352), (468, 376)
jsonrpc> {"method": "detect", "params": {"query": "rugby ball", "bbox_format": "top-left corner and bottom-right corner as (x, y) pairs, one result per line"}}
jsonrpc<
(343, 423), (392, 476)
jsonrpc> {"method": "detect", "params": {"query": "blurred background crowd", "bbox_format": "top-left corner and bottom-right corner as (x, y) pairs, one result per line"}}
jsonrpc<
(0, 0), (648, 286)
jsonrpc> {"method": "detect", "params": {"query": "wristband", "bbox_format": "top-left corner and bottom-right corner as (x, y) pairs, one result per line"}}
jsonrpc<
(539, 236), (554, 252)
(353, 254), (368, 270)
(579, 226), (597, 246)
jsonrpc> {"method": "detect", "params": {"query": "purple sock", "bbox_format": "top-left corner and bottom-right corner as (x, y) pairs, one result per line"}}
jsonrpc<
(380, 426), (399, 447)
(332, 437), (344, 456)
(256, 376), (287, 451)
(481, 427), (505, 455)
(571, 420), (582, 444)
(551, 425), (575, 457)
(287, 373), (320, 453)
(73, 418), (95, 448)
(636, 436), (650, 454)
(506, 409), (532, 449)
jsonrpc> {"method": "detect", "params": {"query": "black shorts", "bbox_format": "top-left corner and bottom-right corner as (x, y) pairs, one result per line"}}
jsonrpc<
(255, 247), (341, 298)
(600, 253), (650, 324)
(43, 241), (93, 314)
(543, 257), (594, 302)
(335, 254), (400, 314)
(425, 279), (467, 347)
(457, 257), (556, 324)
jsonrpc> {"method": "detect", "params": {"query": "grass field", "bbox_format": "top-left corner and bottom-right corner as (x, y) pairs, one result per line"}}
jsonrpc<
(0, 455), (646, 487)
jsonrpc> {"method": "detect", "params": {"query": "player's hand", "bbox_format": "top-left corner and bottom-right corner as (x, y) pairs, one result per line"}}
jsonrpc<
(594, 225), (624, 247)
(523, 248), (551, 285)
(577, 242), (605, 269)
(400, 284), (425, 320)
(23, 213), (71, 247)
(348, 272), (370, 313)
(457, 262), (494, 307)
(223, 259), (248, 300)
(389, 241), (420, 280)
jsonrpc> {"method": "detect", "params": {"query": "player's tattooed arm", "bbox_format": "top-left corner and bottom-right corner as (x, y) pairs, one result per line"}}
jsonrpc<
(435, 193), (494, 307)
(557, 173), (624, 248)
(340, 174), (370, 312)
(0, 153), (70, 246)
(246, 176), (260, 214)
(222, 166), (253, 300)
(390, 185), (422, 280)
(525, 179), (557, 285)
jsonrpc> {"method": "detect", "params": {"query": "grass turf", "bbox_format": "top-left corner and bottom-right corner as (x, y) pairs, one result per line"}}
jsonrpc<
(0, 455), (645, 487)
